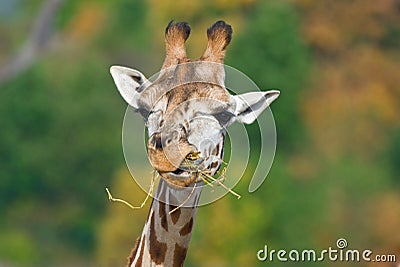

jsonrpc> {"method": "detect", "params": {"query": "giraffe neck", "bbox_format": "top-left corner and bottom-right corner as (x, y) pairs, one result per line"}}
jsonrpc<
(128, 179), (202, 267)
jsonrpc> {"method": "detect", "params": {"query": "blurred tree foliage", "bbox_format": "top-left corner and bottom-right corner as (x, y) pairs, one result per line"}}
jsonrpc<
(0, 0), (150, 265)
(0, 0), (399, 266)
(227, 1), (310, 152)
(0, 39), (123, 265)
(296, 0), (400, 160)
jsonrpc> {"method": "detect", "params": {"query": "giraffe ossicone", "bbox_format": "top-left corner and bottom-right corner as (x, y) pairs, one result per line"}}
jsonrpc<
(110, 20), (279, 267)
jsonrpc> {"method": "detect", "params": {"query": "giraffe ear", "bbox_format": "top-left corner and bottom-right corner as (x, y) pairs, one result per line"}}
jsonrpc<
(233, 90), (280, 124)
(110, 65), (148, 110)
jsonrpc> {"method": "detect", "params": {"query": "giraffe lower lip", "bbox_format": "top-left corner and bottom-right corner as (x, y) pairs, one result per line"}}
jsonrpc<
(159, 170), (196, 187)
(167, 171), (191, 179)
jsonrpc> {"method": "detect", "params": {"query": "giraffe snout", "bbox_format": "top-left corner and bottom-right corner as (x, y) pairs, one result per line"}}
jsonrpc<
(147, 132), (197, 173)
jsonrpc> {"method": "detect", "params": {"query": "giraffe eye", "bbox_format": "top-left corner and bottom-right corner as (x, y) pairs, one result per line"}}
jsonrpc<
(213, 111), (234, 125)
(138, 108), (150, 119)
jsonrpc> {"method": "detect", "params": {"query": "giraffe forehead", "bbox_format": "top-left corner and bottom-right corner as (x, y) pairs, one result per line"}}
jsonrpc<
(140, 60), (229, 113)
(164, 83), (230, 115)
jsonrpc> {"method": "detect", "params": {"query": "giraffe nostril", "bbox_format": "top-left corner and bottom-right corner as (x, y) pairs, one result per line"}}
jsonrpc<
(149, 134), (163, 149)
(154, 137), (162, 149)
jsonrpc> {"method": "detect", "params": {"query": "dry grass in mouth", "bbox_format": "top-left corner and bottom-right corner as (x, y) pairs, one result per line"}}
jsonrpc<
(105, 152), (240, 212)
(182, 152), (241, 199)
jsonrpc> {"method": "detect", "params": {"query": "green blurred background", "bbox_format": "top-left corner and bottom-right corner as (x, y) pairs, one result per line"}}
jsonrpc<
(0, 0), (399, 266)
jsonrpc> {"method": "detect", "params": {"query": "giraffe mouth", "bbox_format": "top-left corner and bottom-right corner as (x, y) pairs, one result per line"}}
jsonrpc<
(159, 152), (205, 187)
(171, 168), (186, 175)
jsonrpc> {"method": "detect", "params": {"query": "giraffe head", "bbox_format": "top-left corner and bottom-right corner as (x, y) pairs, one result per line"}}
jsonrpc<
(110, 21), (279, 188)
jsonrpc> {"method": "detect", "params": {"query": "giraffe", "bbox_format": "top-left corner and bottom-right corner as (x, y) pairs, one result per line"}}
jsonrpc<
(110, 20), (280, 267)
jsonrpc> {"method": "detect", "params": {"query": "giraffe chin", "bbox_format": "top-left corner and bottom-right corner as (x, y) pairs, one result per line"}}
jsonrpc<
(158, 170), (198, 187)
